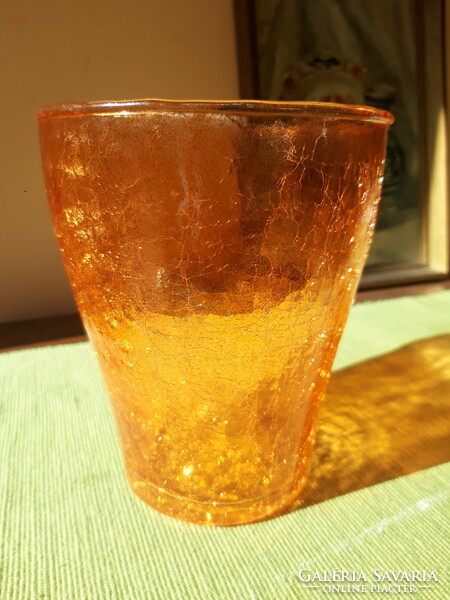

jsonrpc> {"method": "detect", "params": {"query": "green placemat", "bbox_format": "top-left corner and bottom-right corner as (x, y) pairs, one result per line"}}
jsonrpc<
(1, 291), (450, 599)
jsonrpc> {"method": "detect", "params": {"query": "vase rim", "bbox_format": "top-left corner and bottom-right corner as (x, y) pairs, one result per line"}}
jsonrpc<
(36, 98), (394, 125)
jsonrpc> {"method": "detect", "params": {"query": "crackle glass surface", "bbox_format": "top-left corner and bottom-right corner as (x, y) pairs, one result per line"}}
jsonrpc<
(37, 99), (392, 526)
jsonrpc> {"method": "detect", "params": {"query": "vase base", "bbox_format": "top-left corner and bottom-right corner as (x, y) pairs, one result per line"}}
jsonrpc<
(126, 469), (309, 526)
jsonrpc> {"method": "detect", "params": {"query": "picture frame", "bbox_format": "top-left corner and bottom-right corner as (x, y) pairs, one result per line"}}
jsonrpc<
(234, 0), (449, 289)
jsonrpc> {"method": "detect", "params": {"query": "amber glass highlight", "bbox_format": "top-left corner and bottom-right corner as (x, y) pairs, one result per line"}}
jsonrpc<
(37, 99), (392, 526)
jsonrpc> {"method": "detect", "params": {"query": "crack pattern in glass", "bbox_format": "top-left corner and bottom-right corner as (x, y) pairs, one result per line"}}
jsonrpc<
(38, 100), (392, 525)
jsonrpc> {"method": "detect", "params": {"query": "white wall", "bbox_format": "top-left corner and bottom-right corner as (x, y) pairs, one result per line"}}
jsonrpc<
(0, 0), (239, 322)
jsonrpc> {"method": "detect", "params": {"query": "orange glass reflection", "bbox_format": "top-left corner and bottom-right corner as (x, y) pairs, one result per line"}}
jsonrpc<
(37, 99), (392, 525)
(296, 334), (450, 510)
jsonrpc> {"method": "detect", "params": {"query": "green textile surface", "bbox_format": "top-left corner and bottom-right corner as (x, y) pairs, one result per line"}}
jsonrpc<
(1, 291), (450, 600)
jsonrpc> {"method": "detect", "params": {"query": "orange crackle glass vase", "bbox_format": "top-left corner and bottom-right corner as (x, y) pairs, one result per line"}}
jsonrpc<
(37, 99), (393, 526)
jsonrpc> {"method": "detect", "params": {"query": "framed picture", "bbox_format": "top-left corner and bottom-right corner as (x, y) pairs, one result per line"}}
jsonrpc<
(234, 0), (449, 288)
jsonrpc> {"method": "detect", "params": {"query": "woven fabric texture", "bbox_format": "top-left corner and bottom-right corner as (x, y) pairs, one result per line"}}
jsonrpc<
(1, 291), (450, 599)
